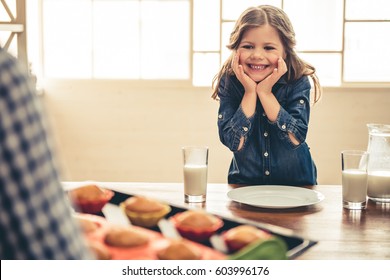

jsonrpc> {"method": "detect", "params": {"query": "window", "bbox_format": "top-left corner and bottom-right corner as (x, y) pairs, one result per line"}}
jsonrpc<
(343, 0), (390, 82)
(24, 0), (390, 88)
(0, 0), (28, 67)
(35, 0), (189, 80)
(283, 0), (343, 86)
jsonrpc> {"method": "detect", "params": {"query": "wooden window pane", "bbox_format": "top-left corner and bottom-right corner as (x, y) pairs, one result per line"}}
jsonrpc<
(284, 0), (343, 51)
(193, 53), (219, 87)
(346, 0), (390, 20)
(0, 0), (16, 21)
(300, 53), (342, 86)
(43, 0), (92, 78)
(93, 1), (140, 79)
(140, 0), (189, 79)
(344, 22), (390, 82)
(193, 0), (219, 51)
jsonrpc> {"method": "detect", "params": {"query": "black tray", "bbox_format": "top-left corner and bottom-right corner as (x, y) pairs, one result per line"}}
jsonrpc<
(103, 190), (317, 259)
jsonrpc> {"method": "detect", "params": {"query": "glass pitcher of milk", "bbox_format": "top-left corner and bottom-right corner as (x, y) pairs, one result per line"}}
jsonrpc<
(366, 124), (390, 203)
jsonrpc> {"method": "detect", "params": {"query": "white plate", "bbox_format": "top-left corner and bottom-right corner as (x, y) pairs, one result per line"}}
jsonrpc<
(227, 185), (324, 209)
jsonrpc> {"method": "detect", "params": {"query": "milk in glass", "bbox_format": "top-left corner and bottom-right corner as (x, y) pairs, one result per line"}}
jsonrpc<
(182, 146), (209, 203)
(342, 169), (368, 202)
(183, 164), (208, 196)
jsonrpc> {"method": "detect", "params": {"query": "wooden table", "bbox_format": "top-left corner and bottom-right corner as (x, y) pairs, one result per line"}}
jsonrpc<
(64, 182), (390, 260)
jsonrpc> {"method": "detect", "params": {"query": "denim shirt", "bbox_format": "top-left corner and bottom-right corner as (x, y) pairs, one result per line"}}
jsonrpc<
(217, 73), (317, 186)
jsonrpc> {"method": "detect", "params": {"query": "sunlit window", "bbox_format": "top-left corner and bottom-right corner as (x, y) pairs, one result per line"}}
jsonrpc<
(38, 0), (189, 80)
(22, 0), (390, 88)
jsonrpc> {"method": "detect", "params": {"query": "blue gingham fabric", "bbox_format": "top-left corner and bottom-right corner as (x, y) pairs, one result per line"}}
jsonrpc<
(0, 48), (92, 259)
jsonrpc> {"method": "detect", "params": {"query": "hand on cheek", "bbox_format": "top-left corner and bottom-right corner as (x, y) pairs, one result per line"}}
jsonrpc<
(232, 50), (256, 93)
(256, 57), (287, 95)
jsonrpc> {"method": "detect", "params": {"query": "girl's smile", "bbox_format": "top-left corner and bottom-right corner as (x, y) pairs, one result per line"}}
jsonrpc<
(249, 64), (268, 70)
(238, 25), (285, 82)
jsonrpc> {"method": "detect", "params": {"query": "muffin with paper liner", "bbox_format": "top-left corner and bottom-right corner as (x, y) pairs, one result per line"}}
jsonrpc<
(223, 225), (272, 253)
(157, 239), (202, 260)
(73, 213), (101, 234)
(170, 210), (224, 243)
(87, 240), (112, 260)
(68, 183), (114, 214)
(120, 196), (171, 228)
(104, 225), (150, 247)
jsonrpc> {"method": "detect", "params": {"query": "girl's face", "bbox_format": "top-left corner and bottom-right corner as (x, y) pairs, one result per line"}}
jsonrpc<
(237, 25), (286, 82)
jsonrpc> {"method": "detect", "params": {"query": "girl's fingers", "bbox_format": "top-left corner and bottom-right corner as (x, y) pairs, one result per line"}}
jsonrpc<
(237, 64), (245, 76)
(232, 50), (256, 91)
(269, 57), (286, 81)
(256, 57), (287, 93)
(233, 52), (245, 79)
(277, 57), (287, 74)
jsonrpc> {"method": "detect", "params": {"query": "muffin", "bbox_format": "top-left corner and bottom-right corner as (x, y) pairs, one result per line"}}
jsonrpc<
(87, 240), (112, 260)
(104, 225), (150, 247)
(73, 214), (100, 234)
(157, 239), (202, 260)
(170, 210), (223, 242)
(120, 196), (171, 228)
(68, 184), (114, 214)
(223, 225), (272, 252)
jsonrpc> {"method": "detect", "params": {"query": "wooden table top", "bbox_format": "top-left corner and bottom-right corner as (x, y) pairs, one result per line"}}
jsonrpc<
(64, 182), (390, 260)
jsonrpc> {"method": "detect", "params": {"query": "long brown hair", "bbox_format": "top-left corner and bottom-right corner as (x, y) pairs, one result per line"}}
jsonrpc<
(211, 5), (321, 104)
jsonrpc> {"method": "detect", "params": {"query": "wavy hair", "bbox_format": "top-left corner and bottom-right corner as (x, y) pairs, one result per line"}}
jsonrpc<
(211, 5), (321, 104)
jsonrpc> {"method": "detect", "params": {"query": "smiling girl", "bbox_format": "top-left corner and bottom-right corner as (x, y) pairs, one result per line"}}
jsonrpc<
(212, 5), (321, 186)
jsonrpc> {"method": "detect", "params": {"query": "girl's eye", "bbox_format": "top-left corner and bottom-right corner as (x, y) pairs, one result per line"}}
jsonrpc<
(264, 46), (275, 50)
(241, 45), (254, 49)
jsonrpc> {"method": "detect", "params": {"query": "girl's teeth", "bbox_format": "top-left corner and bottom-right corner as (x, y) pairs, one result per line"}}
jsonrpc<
(250, 65), (266, 70)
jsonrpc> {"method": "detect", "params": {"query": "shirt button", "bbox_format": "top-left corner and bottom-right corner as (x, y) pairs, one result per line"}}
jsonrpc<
(264, 152), (269, 157)
(262, 113), (266, 117)
(243, 127), (248, 132)
(264, 132), (268, 137)
(281, 124), (286, 130)
(218, 114), (223, 119)
(265, 170), (270, 176)
(299, 99), (304, 104)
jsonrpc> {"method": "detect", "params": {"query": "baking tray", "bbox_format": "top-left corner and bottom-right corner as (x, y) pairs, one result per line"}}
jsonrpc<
(81, 213), (225, 260)
(99, 190), (317, 259)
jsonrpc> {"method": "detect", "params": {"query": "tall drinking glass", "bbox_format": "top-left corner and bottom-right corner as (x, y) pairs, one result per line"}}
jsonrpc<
(341, 150), (369, 210)
(182, 146), (208, 203)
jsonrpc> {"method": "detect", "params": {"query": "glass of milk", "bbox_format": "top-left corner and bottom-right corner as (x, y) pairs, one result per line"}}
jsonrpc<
(182, 146), (208, 203)
(341, 150), (369, 210)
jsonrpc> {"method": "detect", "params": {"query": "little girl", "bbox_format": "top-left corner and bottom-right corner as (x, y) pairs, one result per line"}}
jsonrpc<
(212, 5), (321, 186)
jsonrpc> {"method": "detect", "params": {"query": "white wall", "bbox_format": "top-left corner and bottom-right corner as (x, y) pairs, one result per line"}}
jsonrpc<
(41, 81), (390, 185)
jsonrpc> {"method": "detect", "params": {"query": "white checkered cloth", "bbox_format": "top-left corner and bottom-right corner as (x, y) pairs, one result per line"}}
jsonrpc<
(0, 48), (92, 259)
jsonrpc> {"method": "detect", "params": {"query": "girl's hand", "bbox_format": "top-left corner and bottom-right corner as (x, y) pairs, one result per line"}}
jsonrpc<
(256, 57), (287, 95)
(231, 51), (256, 94)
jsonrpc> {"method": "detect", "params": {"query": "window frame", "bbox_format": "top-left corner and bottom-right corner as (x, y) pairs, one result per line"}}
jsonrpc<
(0, 0), (28, 68)
(22, 0), (390, 90)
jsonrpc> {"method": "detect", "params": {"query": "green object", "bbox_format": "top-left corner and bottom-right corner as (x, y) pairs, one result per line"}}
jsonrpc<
(228, 237), (288, 260)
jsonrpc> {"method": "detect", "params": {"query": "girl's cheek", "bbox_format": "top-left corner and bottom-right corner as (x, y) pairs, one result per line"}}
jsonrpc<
(239, 56), (244, 65)
(269, 53), (280, 66)
(238, 52), (245, 64)
(238, 48), (251, 63)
